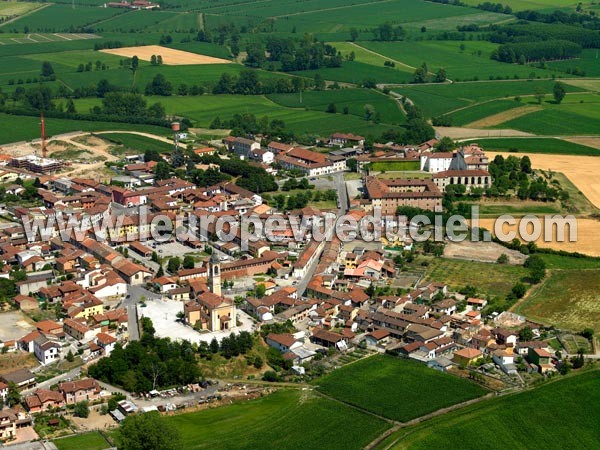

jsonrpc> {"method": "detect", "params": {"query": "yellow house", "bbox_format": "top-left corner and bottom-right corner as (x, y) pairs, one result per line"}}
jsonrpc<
(72, 299), (104, 320)
(453, 347), (483, 366)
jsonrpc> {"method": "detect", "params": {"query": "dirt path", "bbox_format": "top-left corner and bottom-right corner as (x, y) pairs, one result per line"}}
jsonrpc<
(365, 393), (496, 450)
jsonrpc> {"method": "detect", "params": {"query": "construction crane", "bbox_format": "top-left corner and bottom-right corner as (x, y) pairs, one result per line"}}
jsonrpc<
(40, 112), (47, 158)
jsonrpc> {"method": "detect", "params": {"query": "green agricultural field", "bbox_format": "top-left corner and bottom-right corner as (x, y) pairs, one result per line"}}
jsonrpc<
(464, 138), (600, 156)
(537, 253), (600, 270)
(464, 200), (563, 217)
(360, 40), (560, 82)
(3, 3), (125, 32)
(515, 269), (600, 332)
(97, 132), (174, 153)
(94, 10), (182, 32)
(446, 100), (527, 127)
(381, 370), (600, 450)
(548, 49), (600, 77)
(393, 80), (583, 118)
(294, 60), (413, 85)
(167, 389), (389, 450)
(54, 431), (111, 450)
(73, 94), (403, 137)
(461, 0), (578, 10)
(267, 88), (405, 124)
(420, 256), (528, 299)
(370, 161), (420, 171)
(0, 113), (170, 145)
(494, 95), (600, 135)
(315, 355), (487, 422)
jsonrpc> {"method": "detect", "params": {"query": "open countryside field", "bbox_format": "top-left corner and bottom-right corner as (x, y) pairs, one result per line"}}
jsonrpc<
(167, 389), (389, 450)
(0, 1), (42, 18)
(1, 3), (125, 32)
(461, 0), (579, 10)
(477, 218), (600, 257)
(492, 93), (600, 135)
(420, 256), (527, 298)
(315, 355), (487, 422)
(380, 370), (600, 450)
(464, 138), (600, 156)
(548, 49), (600, 77)
(516, 269), (600, 333)
(360, 40), (561, 82)
(393, 80), (583, 118)
(100, 45), (232, 65)
(267, 88), (406, 124)
(72, 94), (403, 137)
(0, 113), (170, 145)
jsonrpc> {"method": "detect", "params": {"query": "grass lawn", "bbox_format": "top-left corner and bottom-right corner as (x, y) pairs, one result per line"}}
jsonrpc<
(370, 161), (420, 171)
(54, 431), (110, 450)
(420, 256), (528, 299)
(514, 269), (600, 332)
(463, 138), (600, 156)
(314, 355), (487, 422)
(98, 132), (174, 154)
(168, 389), (389, 450)
(381, 370), (600, 450)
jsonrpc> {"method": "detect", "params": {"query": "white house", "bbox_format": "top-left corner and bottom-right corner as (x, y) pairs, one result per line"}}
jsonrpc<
(265, 333), (302, 353)
(96, 333), (117, 356)
(420, 153), (454, 173)
(33, 336), (60, 365)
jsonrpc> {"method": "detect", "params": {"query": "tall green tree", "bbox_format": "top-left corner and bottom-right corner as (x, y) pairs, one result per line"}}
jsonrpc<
(553, 81), (566, 104)
(117, 411), (183, 450)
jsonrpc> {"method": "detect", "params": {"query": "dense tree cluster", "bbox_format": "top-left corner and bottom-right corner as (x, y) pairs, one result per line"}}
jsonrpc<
(372, 23), (406, 41)
(200, 154), (278, 193)
(488, 22), (600, 48)
(493, 40), (582, 63)
(88, 318), (200, 392)
(250, 36), (342, 71)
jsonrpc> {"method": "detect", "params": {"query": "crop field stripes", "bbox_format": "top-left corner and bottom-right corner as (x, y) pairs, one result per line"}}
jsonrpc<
(268, 0), (394, 18)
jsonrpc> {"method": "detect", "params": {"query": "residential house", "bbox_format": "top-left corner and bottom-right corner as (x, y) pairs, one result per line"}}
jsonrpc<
(58, 378), (101, 404)
(24, 389), (65, 413)
(33, 336), (60, 365)
(265, 333), (302, 353)
(453, 347), (482, 366)
(0, 369), (36, 390)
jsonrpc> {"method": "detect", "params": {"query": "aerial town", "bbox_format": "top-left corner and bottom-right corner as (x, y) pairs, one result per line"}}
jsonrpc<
(0, 124), (595, 449)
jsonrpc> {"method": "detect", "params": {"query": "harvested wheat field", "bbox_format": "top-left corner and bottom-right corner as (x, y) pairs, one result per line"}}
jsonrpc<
(100, 45), (232, 65)
(476, 218), (600, 257)
(488, 151), (600, 209)
(466, 106), (542, 128)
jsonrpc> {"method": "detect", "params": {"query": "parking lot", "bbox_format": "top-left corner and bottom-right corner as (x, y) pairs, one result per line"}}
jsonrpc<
(138, 298), (255, 344)
(0, 311), (36, 341)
